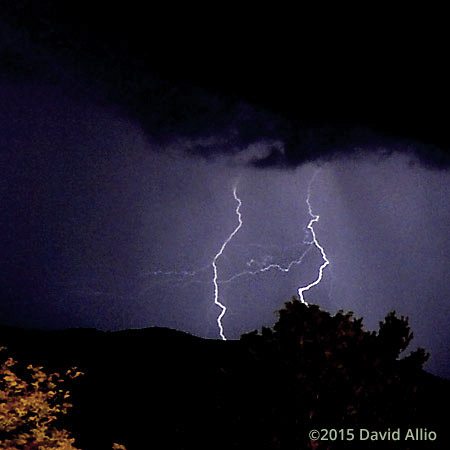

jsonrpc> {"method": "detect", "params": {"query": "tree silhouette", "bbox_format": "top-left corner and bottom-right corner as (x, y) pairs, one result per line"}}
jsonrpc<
(238, 297), (430, 449)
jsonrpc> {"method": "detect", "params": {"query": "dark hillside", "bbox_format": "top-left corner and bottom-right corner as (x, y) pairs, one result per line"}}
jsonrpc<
(1, 302), (449, 449)
(0, 325), (244, 449)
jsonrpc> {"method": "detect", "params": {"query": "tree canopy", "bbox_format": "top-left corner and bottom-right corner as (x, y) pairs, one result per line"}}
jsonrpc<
(238, 298), (429, 448)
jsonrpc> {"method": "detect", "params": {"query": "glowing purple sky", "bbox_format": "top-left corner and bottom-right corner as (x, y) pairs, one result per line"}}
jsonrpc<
(1, 81), (449, 378)
(1, 3), (450, 380)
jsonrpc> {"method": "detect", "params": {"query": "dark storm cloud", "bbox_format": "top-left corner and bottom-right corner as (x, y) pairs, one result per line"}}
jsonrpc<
(80, 69), (450, 171)
(2, 4), (450, 171)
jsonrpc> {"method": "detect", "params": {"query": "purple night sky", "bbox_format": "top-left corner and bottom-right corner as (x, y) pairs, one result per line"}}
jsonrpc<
(0, 4), (449, 379)
(1, 81), (449, 378)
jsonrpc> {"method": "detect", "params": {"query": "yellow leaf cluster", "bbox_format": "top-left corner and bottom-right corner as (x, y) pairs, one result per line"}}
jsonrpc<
(0, 348), (126, 450)
(0, 347), (80, 449)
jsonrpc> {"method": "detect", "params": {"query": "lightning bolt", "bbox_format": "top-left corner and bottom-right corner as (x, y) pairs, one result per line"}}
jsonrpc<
(212, 185), (243, 340)
(143, 265), (211, 285)
(213, 170), (329, 338)
(297, 170), (330, 306)
(139, 169), (329, 339)
(218, 170), (329, 309)
(219, 246), (312, 284)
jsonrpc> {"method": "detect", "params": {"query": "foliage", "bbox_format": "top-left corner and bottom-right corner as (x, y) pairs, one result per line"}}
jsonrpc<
(238, 298), (430, 449)
(0, 347), (126, 450)
(0, 346), (82, 449)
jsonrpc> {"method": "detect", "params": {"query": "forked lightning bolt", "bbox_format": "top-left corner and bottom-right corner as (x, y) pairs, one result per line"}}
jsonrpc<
(212, 185), (243, 340)
(144, 170), (329, 340)
(297, 171), (330, 305)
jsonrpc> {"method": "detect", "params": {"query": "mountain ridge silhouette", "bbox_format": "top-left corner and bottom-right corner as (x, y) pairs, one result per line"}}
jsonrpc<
(1, 320), (448, 449)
